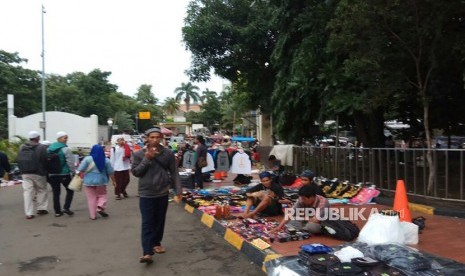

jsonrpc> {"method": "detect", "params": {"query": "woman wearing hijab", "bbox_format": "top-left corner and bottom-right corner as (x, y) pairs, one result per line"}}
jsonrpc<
(77, 145), (116, 220)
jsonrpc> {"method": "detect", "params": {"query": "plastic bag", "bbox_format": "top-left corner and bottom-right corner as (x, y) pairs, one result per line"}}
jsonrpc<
(400, 221), (419, 245)
(357, 213), (405, 245)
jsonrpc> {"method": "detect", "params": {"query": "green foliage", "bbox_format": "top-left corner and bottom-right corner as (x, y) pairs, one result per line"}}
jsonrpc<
(0, 136), (26, 162)
(183, 0), (276, 113)
(174, 82), (201, 111)
(163, 97), (180, 116)
(135, 84), (159, 105)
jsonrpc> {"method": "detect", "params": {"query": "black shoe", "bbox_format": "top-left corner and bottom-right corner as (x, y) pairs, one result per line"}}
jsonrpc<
(37, 210), (49, 215)
(98, 210), (109, 217)
(123, 193), (129, 198)
(63, 209), (74, 216)
(55, 212), (63, 217)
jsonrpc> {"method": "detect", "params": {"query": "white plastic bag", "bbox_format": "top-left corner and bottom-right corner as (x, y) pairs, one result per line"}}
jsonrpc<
(400, 221), (419, 245)
(358, 213), (405, 245)
(333, 246), (364, 262)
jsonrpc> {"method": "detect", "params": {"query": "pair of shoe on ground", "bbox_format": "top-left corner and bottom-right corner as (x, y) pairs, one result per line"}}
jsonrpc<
(55, 209), (74, 217)
(139, 246), (166, 264)
(26, 209), (49, 219)
(115, 193), (129, 200)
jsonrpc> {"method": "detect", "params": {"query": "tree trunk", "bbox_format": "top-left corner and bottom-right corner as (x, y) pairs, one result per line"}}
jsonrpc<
(423, 102), (435, 195)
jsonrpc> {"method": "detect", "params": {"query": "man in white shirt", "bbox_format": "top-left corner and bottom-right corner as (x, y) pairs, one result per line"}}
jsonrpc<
(110, 137), (132, 200)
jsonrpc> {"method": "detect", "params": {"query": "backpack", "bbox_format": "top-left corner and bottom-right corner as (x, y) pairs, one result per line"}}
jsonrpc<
(46, 148), (62, 174)
(320, 219), (360, 241)
(17, 145), (40, 173)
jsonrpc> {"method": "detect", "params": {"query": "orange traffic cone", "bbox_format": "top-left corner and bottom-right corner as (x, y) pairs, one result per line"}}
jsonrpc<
(213, 171), (222, 180)
(393, 179), (412, 222)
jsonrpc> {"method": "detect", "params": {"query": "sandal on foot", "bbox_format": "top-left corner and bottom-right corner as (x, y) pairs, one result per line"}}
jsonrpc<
(139, 255), (153, 264)
(98, 210), (109, 217)
(154, 246), (166, 254)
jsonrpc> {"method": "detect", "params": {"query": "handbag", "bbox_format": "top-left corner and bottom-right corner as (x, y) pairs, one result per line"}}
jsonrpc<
(69, 161), (95, 192)
(198, 156), (208, 168)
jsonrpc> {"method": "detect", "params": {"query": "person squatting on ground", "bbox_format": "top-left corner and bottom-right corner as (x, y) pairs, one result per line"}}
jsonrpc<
(272, 185), (330, 234)
(48, 131), (77, 217)
(77, 144), (115, 220)
(109, 137), (131, 200)
(17, 131), (49, 219)
(242, 172), (291, 219)
(131, 126), (182, 264)
(194, 135), (207, 189)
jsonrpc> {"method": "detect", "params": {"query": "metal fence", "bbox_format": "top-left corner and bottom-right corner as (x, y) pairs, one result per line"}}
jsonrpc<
(258, 146), (465, 201)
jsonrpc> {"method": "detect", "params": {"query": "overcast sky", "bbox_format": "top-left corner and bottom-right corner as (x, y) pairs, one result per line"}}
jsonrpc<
(0, 0), (227, 101)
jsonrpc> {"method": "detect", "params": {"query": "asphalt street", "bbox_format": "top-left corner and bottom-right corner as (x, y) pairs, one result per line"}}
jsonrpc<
(0, 177), (263, 276)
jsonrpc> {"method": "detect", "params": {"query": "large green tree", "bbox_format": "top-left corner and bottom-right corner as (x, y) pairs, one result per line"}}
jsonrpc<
(328, 0), (465, 193)
(0, 51), (42, 137)
(183, 0), (277, 114)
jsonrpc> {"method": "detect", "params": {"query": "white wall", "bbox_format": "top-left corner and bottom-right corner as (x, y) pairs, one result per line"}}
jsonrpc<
(9, 111), (98, 148)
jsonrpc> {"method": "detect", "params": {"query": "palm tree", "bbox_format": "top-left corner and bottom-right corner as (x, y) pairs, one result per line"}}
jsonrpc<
(163, 97), (180, 116)
(201, 88), (217, 103)
(174, 82), (201, 112)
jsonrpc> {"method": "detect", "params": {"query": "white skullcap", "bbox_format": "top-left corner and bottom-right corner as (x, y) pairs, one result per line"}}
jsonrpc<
(28, 130), (40, 139)
(56, 131), (68, 139)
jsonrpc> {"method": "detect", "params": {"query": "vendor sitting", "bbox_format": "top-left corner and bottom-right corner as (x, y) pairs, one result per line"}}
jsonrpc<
(299, 170), (324, 196)
(242, 172), (290, 218)
(271, 185), (330, 234)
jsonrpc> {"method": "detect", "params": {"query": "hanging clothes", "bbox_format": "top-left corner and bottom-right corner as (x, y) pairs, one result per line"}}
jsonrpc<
(230, 151), (252, 174)
(215, 150), (230, 172)
(182, 150), (196, 169)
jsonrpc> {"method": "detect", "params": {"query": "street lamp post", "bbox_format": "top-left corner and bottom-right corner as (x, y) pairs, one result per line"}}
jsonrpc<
(107, 118), (113, 142)
(41, 5), (47, 139)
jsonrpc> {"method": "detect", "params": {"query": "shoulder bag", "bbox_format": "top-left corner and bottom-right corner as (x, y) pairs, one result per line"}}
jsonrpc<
(69, 161), (95, 192)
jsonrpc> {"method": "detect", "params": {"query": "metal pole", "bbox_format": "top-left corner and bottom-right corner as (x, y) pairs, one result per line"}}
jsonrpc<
(41, 5), (47, 139)
(136, 113), (139, 133)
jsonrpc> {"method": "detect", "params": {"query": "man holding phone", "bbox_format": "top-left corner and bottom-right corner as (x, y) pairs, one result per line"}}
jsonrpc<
(131, 126), (182, 264)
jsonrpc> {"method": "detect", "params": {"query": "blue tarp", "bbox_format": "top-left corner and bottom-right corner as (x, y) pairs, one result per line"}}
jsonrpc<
(231, 136), (256, 142)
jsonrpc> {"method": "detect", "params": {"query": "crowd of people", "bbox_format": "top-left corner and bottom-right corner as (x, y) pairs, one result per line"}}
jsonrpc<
(9, 127), (185, 264)
(3, 128), (336, 265)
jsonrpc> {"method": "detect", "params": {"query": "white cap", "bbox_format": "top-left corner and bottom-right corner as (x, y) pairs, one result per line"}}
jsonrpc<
(41, 140), (51, 146)
(28, 131), (40, 139)
(56, 131), (68, 139)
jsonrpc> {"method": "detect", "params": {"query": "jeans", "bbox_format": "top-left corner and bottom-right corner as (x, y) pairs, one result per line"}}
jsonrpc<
(48, 174), (73, 214)
(139, 196), (169, 255)
(194, 165), (203, 189)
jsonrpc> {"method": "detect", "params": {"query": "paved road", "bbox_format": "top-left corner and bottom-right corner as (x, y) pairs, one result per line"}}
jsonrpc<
(0, 177), (263, 276)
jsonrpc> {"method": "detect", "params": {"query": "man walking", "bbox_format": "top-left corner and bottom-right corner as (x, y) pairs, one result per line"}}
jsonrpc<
(48, 131), (76, 217)
(110, 137), (131, 200)
(17, 131), (49, 219)
(132, 126), (182, 264)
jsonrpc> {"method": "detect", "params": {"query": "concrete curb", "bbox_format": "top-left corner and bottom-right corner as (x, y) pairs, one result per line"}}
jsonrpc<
(374, 197), (465, 218)
(182, 204), (281, 273)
